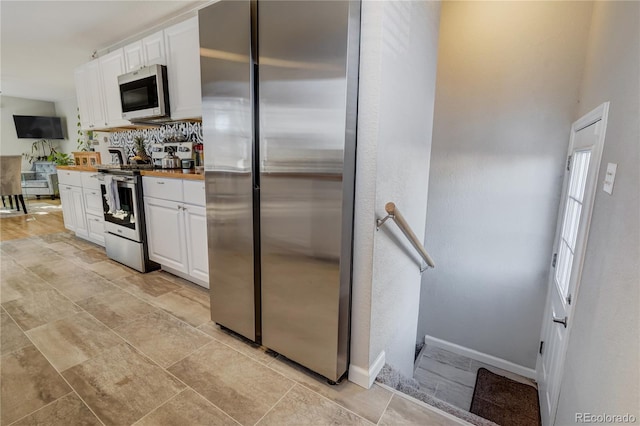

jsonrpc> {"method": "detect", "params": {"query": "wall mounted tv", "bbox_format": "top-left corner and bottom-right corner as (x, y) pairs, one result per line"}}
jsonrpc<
(13, 115), (65, 139)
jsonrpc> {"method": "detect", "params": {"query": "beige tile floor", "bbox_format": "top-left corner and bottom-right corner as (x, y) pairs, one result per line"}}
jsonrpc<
(1, 232), (467, 426)
(414, 344), (537, 411)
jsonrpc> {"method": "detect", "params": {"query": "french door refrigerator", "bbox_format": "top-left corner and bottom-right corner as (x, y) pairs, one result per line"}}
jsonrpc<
(199, 0), (360, 382)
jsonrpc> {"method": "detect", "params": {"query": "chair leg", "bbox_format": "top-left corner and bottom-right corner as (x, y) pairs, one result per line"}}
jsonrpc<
(9, 196), (14, 209)
(1, 196), (5, 207)
(18, 195), (27, 214)
(14, 195), (20, 211)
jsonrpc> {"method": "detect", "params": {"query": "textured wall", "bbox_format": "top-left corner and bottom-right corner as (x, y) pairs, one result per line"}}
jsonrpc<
(555, 1), (640, 422)
(351, 0), (440, 379)
(418, 1), (594, 369)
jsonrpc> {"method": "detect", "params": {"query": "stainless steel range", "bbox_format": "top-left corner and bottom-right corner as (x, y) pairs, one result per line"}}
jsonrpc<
(97, 166), (159, 273)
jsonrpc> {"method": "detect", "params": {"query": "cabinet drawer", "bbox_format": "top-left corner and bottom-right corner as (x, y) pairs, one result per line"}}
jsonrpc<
(80, 171), (101, 190)
(86, 213), (105, 247)
(58, 170), (82, 186)
(183, 180), (206, 206)
(142, 176), (183, 201)
(83, 188), (103, 216)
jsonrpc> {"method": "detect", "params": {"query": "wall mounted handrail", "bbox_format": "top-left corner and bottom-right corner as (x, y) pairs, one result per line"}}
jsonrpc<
(376, 202), (435, 273)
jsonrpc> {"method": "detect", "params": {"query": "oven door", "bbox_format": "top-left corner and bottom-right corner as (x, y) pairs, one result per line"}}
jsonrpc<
(100, 176), (142, 242)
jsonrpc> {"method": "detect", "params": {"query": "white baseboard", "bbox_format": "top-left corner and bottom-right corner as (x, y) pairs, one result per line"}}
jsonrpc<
(424, 335), (537, 379)
(348, 351), (386, 389)
(160, 266), (209, 289)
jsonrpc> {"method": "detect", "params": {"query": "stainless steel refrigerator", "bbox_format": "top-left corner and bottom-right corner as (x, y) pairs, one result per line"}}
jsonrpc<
(199, 0), (360, 382)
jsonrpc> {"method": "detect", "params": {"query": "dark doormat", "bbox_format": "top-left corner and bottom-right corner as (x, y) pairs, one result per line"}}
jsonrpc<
(470, 368), (541, 426)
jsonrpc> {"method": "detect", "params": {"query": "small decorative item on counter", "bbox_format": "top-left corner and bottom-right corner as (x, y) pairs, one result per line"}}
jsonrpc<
(182, 159), (194, 171)
(131, 136), (151, 164)
(193, 142), (204, 166)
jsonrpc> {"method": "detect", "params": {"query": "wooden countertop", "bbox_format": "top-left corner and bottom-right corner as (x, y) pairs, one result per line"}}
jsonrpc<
(140, 169), (204, 181)
(57, 165), (98, 172)
(56, 165), (205, 180)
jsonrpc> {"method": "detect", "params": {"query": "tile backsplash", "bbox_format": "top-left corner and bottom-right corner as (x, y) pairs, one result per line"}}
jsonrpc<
(108, 121), (203, 158)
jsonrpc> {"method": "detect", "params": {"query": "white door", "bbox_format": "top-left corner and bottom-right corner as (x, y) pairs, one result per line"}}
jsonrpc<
(142, 30), (166, 66)
(71, 186), (89, 239)
(143, 197), (188, 273)
(537, 103), (609, 426)
(123, 41), (144, 72)
(183, 204), (209, 287)
(59, 185), (76, 231)
(164, 16), (202, 119)
(99, 49), (129, 127)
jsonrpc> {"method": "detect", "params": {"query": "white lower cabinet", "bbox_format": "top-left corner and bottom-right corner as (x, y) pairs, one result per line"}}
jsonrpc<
(183, 204), (208, 285)
(58, 185), (77, 232)
(144, 197), (188, 273)
(143, 176), (209, 288)
(86, 214), (105, 245)
(58, 170), (105, 247)
(71, 187), (89, 239)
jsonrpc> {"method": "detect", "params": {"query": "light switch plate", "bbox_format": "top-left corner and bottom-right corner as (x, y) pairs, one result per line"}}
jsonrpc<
(603, 163), (617, 195)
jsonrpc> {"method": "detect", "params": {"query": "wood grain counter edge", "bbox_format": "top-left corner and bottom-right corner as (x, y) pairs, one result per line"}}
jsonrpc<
(56, 166), (205, 181)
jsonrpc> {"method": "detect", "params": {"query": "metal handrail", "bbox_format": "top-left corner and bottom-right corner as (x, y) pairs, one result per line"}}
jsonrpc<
(376, 202), (435, 273)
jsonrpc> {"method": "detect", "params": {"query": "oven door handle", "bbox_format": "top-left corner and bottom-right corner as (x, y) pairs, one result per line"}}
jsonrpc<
(97, 174), (135, 183)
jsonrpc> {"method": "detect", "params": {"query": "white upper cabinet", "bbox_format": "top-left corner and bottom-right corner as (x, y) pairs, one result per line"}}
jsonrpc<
(75, 16), (201, 129)
(142, 31), (166, 66)
(164, 16), (202, 120)
(99, 49), (130, 127)
(123, 42), (144, 72)
(75, 59), (106, 130)
(124, 30), (166, 72)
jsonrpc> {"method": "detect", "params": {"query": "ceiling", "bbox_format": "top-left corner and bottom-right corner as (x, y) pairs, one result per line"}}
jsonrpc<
(1, 0), (206, 102)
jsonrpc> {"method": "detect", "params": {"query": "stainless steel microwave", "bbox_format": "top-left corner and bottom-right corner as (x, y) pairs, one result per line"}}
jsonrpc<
(118, 64), (170, 122)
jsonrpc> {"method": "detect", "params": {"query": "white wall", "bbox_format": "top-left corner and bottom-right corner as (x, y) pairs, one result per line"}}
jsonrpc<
(0, 95), (58, 169)
(418, 1), (594, 369)
(555, 2), (640, 422)
(351, 0), (440, 383)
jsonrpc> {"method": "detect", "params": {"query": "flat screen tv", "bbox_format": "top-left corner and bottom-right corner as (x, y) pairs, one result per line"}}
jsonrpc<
(13, 115), (65, 139)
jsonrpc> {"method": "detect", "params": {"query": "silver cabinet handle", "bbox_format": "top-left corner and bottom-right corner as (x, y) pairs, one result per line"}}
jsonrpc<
(91, 192), (97, 195)
(157, 181), (165, 185)
(553, 316), (568, 328)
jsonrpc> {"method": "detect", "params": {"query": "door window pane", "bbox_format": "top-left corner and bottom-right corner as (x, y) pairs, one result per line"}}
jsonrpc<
(555, 149), (591, 298)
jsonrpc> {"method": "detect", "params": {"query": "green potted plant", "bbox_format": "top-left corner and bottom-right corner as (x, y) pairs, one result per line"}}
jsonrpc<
(76, 109), (94, 152)
(22, 139), (74, 166)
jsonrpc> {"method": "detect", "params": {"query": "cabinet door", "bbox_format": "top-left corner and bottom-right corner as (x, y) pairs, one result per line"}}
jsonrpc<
(142, 30), (166, 66)
(144, 197), (188, 273)
(99, 49), (130, 127)
(71, 186), (89, 239)
(74, 66), (93, 130)
(59, 185), (77, 231)
(123, 40), (144, 72)
(85, 60), (106, 130)
(183, 204), (209, 287)
(164, 16), (202, 119)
